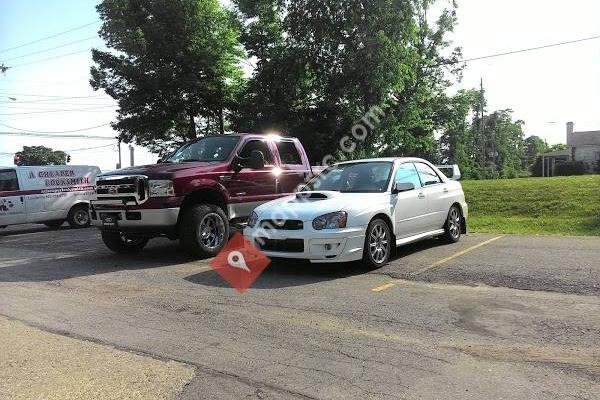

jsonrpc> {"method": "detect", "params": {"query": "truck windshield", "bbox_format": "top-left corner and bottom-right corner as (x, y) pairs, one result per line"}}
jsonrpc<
(167, 136), (240, 163)
(303, 161), (393, 193)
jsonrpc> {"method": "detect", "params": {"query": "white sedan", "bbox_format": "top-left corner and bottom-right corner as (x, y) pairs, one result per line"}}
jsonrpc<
(243, 158), (468, 269)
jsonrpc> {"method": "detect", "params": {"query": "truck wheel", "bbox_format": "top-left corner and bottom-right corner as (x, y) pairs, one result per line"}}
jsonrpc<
(0, 225), (7, 229)
(68, 204), (91, 228)
(179, 204), (229, 258)
(101, 231), (149, 254)
(44, 220), (64, 230)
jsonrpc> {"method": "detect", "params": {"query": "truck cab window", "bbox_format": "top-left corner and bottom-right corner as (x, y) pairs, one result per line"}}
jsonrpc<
(276, 141), (303, 165)
(238, 140), (274, 165)
(0, 170), (19, 192)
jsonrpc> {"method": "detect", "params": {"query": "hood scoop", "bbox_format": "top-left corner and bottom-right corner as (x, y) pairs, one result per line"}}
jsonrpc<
(294, 191), (336, 201)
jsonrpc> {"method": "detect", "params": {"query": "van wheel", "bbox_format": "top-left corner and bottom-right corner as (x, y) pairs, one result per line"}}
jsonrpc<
(361, 218), (391, 270)
(101, 231), (149, 254)
(68, 204), (90, 228)
(44, 220), (64, 229)
(179, 204), (229, 258)
(442, 205), (462, 243)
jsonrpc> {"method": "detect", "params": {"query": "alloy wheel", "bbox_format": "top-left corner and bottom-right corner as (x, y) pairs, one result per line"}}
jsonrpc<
(368, 221), (389, 264)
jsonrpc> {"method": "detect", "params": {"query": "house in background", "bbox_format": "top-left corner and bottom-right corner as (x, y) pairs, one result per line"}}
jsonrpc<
(543, 122), (600, 175)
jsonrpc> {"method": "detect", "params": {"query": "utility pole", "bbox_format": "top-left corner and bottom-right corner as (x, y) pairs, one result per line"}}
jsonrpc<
(129, 145), (134, 167)
(116, 137), (122, 169)
(480, 77), (485, 172)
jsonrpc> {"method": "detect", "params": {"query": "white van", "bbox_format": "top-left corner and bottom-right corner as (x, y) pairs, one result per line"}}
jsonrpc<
(0, 165), (101, 230)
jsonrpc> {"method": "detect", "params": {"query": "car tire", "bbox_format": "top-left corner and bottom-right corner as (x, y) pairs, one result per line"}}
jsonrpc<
(361, 218), (392, 270)
(442, 205), (462, 243)
(67, 204), (91, 228)
(179, 203), (229, 258)
(101, 231), (149, 254)
(44, 220), (64, 229)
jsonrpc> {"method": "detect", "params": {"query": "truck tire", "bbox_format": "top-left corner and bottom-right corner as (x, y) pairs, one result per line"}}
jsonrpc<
(179, 203), (229, 258)
(101, 231), (149, 254)
(44, 220), (64, 229)
(67, 204), (91, 228)
(0, 225), (7, 229)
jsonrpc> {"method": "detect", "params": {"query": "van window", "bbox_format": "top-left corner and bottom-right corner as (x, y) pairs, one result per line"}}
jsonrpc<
(276, 141), (303, 165)
(0, 170), (19, 191)
(238, 140), (274, 165)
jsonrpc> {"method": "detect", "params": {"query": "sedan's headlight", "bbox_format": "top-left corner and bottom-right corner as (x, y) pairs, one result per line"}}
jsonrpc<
(312, 211), (347, 230)
(148, 180), (175, 197)
(247, 211), (259, 228)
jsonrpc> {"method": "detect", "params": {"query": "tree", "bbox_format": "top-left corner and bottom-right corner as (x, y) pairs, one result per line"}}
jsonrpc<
(524, 135), (547, 167)
(90, 0), (245, 154)
(15, 146), (67, 166)
(233, 0), (463, 163)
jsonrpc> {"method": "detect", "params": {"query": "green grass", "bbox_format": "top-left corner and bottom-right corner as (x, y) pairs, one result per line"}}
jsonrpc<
(461, 175), (600, 236)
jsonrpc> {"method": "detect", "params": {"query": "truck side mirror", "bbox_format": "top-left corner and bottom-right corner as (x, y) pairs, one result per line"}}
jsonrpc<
(392, 182), (415, 194)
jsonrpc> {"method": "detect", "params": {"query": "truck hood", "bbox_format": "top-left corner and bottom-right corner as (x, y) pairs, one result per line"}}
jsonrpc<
(100, 161), (225, 179)
(254, 191), (389, 222)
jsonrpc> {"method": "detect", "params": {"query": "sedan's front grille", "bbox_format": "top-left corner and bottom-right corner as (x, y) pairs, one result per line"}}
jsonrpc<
(255, 238), (304, 253)
(96, 175), (148, 204)
(259, 220), (304, 230)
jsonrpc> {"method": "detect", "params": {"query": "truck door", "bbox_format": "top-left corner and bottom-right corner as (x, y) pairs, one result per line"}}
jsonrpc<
(275, 140), (309, 194)
(0, 169), (26, 226)
(224, 139), (280, 219)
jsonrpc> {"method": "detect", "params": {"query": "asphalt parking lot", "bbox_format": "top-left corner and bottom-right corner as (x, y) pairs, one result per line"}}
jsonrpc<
(0, 225), (599, 399)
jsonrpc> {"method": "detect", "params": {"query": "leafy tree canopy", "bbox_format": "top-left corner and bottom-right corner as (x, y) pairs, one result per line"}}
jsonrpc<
(90, 0), (245, 154)
(15, 146), (67, 166)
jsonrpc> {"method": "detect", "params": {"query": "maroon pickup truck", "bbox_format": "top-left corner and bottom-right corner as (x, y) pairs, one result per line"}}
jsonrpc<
(91, 134), (318, 257)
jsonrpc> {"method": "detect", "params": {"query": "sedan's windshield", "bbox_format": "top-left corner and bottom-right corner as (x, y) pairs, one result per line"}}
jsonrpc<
(303, 161), (393, 193)
(167, 136), (240, 163)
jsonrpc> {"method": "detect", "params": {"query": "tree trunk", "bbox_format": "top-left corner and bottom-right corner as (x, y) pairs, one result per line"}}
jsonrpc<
(188, 111), (197, 140)
(218, 107), (225, 135)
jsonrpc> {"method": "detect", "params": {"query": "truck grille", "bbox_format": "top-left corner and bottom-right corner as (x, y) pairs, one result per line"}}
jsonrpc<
(96, 175), (148, 204)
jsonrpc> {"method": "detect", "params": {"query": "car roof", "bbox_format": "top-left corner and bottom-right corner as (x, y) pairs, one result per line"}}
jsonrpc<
(335, 157), (429, 165)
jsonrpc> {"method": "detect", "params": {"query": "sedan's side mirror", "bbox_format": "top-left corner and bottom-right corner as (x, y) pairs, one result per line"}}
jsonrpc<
(392, 182), (415, 194)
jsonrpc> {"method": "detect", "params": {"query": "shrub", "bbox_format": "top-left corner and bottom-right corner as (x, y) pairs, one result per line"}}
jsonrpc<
(553, 161), (586, 176)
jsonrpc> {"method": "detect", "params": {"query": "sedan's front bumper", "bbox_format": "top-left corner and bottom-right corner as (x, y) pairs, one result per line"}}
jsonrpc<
(243, 225), (366, 263)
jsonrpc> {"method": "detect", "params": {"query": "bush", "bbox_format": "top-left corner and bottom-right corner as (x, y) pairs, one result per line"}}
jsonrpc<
(553, 161), (586, 176)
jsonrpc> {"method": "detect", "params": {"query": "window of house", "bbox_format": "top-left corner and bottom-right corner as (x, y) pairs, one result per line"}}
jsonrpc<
(276, 141), (303, 165)
(414, 163), (442, 186)
(238, 140), (274, 165)
(0, 170), (19, 192)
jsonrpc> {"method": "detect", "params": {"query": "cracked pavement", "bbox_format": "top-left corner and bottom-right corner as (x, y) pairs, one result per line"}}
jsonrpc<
(0, 225), (599, 399)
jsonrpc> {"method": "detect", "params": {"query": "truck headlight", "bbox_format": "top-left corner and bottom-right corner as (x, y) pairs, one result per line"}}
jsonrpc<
(148, 180), (175, 197)
(312, 211), (347, 230)
(247, 211), (259, 228)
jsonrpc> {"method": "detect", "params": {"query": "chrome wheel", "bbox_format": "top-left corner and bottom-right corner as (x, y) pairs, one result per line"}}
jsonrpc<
(448, 207), (461, 239)
(368, 221), (389, 264)
(198, 213), (226, 250)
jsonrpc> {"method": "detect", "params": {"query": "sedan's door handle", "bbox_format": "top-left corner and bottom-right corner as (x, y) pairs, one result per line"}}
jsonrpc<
(418, 192), (426, 199)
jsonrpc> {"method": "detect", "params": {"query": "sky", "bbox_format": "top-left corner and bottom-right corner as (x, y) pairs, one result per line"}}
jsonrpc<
(0, 0), (599, 169)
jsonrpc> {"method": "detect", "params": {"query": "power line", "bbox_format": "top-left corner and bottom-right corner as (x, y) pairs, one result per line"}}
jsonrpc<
(0, 92), (107, 98)
(0, 21), (100, 54)
(0, 121), (111, 133)
(0, 144), (115, 156)
(9, 48), (98, 68)
(440, 34), (600, 66)
(0, 105), (116, 115)
(0, 132), (114, 140)
(1, 36), (99, 62)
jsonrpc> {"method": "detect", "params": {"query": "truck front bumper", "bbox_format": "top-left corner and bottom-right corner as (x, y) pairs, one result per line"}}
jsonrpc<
(90, 206), (180, 231)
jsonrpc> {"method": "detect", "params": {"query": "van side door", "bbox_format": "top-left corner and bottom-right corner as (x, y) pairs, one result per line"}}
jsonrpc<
(0, 169), (26, 226)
